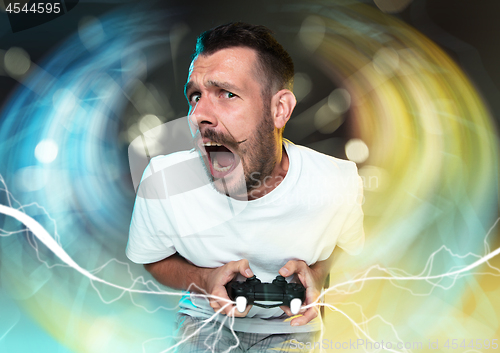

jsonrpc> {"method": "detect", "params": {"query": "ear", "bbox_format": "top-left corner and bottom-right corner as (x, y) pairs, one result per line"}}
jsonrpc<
(271, 90), (296, 129)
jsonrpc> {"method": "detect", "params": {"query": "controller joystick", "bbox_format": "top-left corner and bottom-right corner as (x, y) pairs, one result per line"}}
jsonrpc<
(272, 275), (287, 285)
(246, 275), (261, 285)
(226, 275), (306, 314)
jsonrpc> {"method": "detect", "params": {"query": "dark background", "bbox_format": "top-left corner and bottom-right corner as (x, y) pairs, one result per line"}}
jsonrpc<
(1, 0), (500, 135)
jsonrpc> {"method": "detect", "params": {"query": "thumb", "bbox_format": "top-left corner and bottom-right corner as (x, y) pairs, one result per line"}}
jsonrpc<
(236, 259), (254, 278)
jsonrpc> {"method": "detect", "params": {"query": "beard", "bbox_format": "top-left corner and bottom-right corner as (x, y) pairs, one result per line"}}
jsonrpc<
(241, 113), (277, 191)
(199, 109), (278, 199)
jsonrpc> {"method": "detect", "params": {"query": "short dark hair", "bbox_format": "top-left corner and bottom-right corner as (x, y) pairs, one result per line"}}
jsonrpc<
(193, 22), (294, 97)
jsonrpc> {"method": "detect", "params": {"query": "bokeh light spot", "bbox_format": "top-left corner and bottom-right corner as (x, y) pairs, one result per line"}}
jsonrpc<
(299, 15), (325, 52)
(4, 47), (31, 77)
(293, 72), (312, 102)
(345, 138), (369, 163)
(328, 88), (351, 114)
(139, 114), (161, 134)
(15, 166), (48, 192)
(35, 139), (59, 164)
(373, 47), (400, 76)
(78, 16), (104, 51)
(314, 104), (342, 134)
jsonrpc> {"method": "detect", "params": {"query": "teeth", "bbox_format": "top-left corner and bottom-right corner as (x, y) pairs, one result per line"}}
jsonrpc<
(203, 141), (222, 146)
(202, 141), (234, 173)
(213, 156), (232, 172)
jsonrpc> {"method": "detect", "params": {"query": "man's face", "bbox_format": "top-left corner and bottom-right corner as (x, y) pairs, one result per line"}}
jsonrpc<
(185, 47), (278, 198)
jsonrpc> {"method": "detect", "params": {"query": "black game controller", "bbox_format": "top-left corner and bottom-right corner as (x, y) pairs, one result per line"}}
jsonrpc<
(225, 275), (306, 315)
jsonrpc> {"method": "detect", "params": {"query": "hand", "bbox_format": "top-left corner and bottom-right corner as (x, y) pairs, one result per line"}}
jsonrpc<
(203, 259), (254, 317)
(279, 260), (323, 326)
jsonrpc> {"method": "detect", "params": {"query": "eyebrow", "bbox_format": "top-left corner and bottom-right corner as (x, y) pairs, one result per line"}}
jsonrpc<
(206, 80), (239, 92)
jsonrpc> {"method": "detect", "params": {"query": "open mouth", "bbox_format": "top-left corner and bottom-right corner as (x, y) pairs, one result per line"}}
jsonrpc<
(202, 141), (239, 179)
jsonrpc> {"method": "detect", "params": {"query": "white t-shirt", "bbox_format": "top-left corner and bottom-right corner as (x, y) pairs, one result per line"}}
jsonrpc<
(126, 139), (364, 333)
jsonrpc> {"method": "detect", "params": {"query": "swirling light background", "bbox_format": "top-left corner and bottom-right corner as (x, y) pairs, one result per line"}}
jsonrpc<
(0, 0), (498, 352)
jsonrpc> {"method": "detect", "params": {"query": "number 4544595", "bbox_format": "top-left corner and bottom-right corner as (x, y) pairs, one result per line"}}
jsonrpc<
(444, 339), (498, 349)
(5, 2), (61, 14)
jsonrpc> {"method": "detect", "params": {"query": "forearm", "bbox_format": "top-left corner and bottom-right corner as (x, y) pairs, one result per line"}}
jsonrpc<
(144, 252), (212, 293)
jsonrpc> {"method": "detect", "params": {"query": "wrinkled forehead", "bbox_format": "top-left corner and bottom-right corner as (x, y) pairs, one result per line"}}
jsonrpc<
(186, 49), (267, 95)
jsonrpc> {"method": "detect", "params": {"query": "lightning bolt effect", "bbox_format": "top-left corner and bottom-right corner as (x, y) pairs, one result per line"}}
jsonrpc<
(0, 1), (499, 352)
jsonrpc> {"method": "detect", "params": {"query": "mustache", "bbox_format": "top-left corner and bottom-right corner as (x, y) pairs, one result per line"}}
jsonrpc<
(201, 129), (245, 151)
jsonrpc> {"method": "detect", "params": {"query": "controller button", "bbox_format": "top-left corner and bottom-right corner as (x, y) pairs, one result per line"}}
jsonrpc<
(236, 296), (247, 313)
(290, 298), (302, 315)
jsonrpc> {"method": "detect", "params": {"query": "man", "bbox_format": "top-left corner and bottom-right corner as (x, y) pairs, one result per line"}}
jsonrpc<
(126, 23), (364, 352)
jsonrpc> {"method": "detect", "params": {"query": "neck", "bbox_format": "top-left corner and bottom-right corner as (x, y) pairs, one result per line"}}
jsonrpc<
(247, 142), (288, 200)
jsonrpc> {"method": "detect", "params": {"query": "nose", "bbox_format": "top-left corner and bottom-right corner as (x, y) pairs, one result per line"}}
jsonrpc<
(192, 96), (218, 129)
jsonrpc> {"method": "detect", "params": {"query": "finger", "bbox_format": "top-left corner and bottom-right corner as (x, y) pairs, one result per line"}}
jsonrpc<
(230, 304), (253, 317)
(216, 286), (237, 316)
(212, 288), (232, 304)
(279, 260), (307, 278)
(210, 300), (226, 315)
(291, 307), (318, 326)
(305, 288), (320, 309)
(222, 297), (236, 315)
(279, 260), (298, 277)
(209, 300), (219, 310)
(280, 302), (307, 317)
(280, 305), (293, 316)
(219, 300), (236, 316)
(233, 259), (254, 278)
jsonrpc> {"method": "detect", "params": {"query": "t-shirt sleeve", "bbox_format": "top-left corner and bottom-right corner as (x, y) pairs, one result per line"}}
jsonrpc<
(336, 175), (365, 255)
(126, 164), (177, 264)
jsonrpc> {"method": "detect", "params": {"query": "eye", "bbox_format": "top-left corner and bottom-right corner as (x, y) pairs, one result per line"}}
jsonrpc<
(189, 93), (201, 105)
(221, 91), (237, 99)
